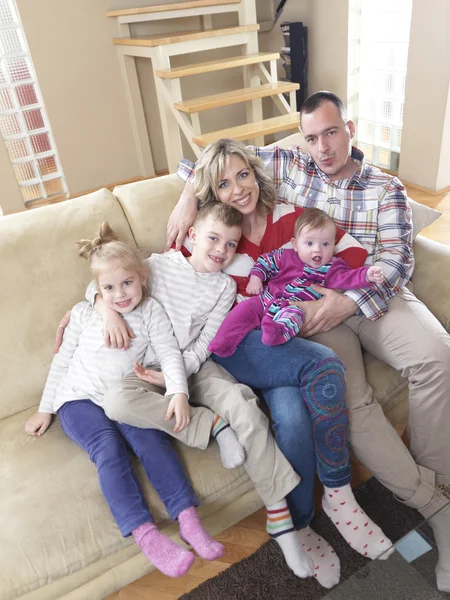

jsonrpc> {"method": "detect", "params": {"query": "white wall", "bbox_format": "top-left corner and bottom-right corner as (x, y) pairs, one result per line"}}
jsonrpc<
(399, 0), (450, 191)
(437, 77), (450, 190)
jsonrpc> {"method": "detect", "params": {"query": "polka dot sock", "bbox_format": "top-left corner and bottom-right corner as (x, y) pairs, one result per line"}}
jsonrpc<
(266, 501), (314, 578)
(211, 415), (245, 469)
(132, 522), (194, 578)
(178, 506), (225, 561)
(322, 484), (393, 559)
(297, 526), (341, 589)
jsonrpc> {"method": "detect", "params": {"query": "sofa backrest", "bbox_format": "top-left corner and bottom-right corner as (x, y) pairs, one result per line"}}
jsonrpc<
(113, 174), (184, 254)
(0, 188), (135, 420)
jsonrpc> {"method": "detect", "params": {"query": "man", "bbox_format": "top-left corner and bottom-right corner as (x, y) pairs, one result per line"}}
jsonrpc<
(166, 91), (450, 592)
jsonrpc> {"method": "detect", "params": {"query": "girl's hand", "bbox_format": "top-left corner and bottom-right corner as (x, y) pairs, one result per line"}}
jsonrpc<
(165, 393), (190, 432)
(134, 363), (166, 388)
(53, 310), (71, 354)
(246, 275), (263, 296)
(25, 412), (52, 436)
(103, 308), (135, 350)
(366, 266), (384, 284)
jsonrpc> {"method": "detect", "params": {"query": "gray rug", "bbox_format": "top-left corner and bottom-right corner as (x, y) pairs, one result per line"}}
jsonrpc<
(180, 479), (448, 600)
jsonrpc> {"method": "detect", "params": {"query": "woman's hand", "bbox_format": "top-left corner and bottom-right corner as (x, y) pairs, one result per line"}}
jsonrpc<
(246, 275), (263, 296)
(295, 287), (358, 337)
(25, 412), (52, 436)
(165, 183), (198, 251)
(53, 310), (71, 353)
(134, 363), (166, 388)
(165, 393), (191, 432)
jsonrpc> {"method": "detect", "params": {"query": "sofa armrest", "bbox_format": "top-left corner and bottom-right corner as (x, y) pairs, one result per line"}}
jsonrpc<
(411, 235), (450, 331)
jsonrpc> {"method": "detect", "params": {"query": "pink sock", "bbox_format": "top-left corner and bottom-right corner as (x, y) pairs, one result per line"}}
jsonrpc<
(133, 522), (194, 578)
(178, 506), (225, 561)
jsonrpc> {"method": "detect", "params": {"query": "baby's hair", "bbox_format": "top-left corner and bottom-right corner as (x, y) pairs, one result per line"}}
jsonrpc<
(76, 222), (148, 290)
(293, 208), (337, 239)
(194, 201), (243, 230)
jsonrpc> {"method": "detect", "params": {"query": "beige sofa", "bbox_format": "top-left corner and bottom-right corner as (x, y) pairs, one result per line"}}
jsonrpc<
(1, 170), (449, 600)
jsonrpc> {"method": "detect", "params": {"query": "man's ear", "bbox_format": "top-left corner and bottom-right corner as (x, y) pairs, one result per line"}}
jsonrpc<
(347, 120), (356, 140)
(188, 226), (196, 243)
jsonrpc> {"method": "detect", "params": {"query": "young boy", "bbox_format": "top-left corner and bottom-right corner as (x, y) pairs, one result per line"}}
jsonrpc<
(86, 201), (316, 580)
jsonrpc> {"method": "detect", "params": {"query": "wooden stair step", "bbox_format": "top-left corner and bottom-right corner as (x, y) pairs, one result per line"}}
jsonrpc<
(106, 0), (240, 18)
(156, 52), (280, 79)
(113, 24), (259, 48)
(193, 113), (300, 147)
(175, 82), (300, 113)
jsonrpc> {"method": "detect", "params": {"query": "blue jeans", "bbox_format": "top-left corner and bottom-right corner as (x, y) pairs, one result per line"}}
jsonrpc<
(212, 330), (351, 529)
(58, 400), (199, 537)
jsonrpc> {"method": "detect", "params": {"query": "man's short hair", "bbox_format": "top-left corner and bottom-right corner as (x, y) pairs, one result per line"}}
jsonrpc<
(300, 91), (347, 122)
(194, 201), (243, 229)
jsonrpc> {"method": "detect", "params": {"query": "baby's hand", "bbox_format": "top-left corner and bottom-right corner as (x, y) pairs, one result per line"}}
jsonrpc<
(134, 363), (166, 388)
(366, 266), (384, 284)
(246, 275), (263, 296)
(165, 393), (190, 432)
(25, 412), (52, 436)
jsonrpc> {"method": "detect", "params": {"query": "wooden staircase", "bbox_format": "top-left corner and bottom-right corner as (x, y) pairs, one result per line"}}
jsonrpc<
(107, 0), (301, 175)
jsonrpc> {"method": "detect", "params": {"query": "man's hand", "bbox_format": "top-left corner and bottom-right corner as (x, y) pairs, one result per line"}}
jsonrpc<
(165, 393), (190, 432)
(246, 275), (263, 296)
(134, 363), (166, 388)
(25, 412), (52, 436)
(293, 286), (358, 337)
(53, 310), (71, 353)
(165, 182), (198, 251)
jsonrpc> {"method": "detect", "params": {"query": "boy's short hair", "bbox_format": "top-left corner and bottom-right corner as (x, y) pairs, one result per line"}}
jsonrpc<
(294, 208), (336, 239)
(194, 201), (243, 229)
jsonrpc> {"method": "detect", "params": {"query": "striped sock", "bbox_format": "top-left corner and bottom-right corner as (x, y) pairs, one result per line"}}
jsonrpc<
(210, 414), (245, 469)
(266, 500), (314, 579)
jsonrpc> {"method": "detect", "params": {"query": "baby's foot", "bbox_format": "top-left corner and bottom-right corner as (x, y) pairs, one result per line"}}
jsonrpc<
(322, 484), (393, 560)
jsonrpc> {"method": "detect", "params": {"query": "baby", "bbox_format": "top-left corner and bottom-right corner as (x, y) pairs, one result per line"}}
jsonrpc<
(209, 207), (383, 356)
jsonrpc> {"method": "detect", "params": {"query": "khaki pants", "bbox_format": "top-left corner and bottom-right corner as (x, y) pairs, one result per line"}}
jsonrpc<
(311, 287), (450, 518)
(103, 359), (300, 507)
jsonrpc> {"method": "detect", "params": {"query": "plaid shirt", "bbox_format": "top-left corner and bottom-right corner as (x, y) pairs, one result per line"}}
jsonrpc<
(177, 146), (414, 320)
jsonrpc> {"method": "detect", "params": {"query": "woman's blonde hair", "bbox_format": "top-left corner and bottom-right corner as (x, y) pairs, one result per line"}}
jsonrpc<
(76, 222), (148, 292)
(195, 139), (277, 214)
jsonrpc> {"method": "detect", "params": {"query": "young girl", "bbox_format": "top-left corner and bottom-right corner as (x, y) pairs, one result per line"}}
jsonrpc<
(209, 208), (383, 355)
(24, 222), (227, 579)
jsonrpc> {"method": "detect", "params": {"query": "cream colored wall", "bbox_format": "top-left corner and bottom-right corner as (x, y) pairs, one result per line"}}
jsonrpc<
(260, 0), (348, 102)
(437, 80), (450, 191)
(399, 0), (450, 191)
(16, 0), (141, 197)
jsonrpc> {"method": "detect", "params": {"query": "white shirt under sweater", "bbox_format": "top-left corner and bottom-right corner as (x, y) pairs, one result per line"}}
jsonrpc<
(39, 296), (188, 414)
(86, 251), (237, 378)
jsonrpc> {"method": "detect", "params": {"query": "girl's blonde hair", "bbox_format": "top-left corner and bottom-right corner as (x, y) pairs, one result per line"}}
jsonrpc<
(76, 222), (148, 292)
(195, 138), (277, 214)
(293, 208), (337, 240)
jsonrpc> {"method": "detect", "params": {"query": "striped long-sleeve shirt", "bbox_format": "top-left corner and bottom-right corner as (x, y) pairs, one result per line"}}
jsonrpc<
(39, 297), (188, 414)
(87, 251), (237, 378)
(178, 145), (414, 320)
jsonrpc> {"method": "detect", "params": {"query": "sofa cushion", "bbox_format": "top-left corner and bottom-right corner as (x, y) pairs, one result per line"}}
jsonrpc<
(1, 408), (251, 600)
(113, 176), (184, 254)
(0, 188), (135, 420)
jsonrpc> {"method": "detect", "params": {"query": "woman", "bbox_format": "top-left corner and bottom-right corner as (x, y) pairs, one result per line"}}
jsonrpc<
(169, 139), (392, 587)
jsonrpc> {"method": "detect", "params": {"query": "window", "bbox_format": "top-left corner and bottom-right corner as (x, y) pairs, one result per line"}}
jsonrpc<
(0, 0), (67, 204)
(347, 0), (413, 171)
